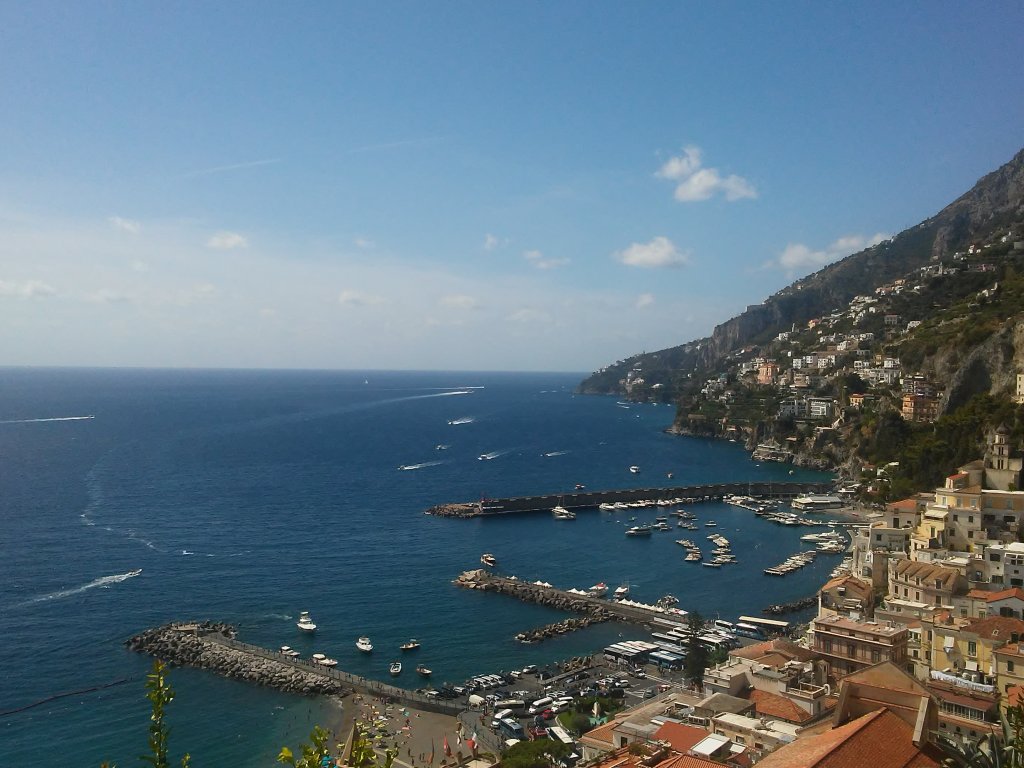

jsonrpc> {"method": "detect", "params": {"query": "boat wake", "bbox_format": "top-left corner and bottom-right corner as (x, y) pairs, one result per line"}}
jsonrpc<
(478, 451), (504, 461)
(398, 461), (443, 471)
(25, 569), (142, 605)
(447, 417), (475, 425)
(543, 450), (569, 457)
(0, 415), (95, 425)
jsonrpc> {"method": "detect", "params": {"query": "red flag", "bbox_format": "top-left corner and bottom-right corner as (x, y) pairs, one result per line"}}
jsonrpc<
(443, 735), (452, 757)
(466, 732), (478, 753)
(429, 738), (435, 765)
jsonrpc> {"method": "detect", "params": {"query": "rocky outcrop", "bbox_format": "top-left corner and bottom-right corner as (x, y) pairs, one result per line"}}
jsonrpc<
(126, 622), (348, 697)
(515, 616), (609, 644)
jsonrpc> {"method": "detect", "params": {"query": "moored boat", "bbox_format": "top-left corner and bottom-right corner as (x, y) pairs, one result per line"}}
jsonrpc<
(390, 661), (402, 676)
(625, 525), (652, 537)
(552, 506), (576, 520)
(400, 639), (421, 651)
(587, 582), (608, 597)
(613, 583), (630, 599)
(296, 611), (317, 632)
(416, 665), (432, 677)
(356, 636), (373, 653)
(280, 645), (301, 657)
(480, 553), (497, 567)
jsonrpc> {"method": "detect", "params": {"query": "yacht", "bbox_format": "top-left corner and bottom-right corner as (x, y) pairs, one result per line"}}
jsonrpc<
(356, 636), (373, 653)
(629, 465), (640, 474)
(613, 583), (630, 599)
(296, 611), (317, 632)
(390, 661), (402, 676)
(480, 553), (497, 567)
(279, 645), (301, 657)
(625, 525), (652, 537)
(587, 582), (609, 598)
(704, 521), (718, 527)
(399, 639), (421, 651)
(552, 506), (576, 520)
(684, 552), (702, 562)
(598, 503), (617, 511)
(312, 653), (338, 667)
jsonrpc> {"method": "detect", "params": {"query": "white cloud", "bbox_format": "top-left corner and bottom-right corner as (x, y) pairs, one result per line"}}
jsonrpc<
(656, 145), (757, 202)
(338, 289), (385, 306)
(354, 237), (375, 249)
(615, 236), (690, 269)
(507, 308), (551, 324)
(635, 293), (655, 309)
(0, 279), (55, 298)
(440, 294), (480, 310)
(523, 249), (569, 270)
(483, 233), (500, 251)
(776, 232), (889, 271)
(206, 231), (248, 250)
(85, 289), (133, 304)
(109, 216), (141, 234)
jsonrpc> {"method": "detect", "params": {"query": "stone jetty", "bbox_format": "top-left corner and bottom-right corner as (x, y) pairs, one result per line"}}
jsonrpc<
(126, 622), (347, 696)
(515, 615), (609, 644)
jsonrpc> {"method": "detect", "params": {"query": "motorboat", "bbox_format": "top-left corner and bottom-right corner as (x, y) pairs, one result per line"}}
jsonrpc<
(613, 584), (630, 599)
(416, 665), (432, 676)
(552, 506), (576, 520)
(312, 653), (338, 667)
(656, 594), (679, 607)
(587, 582), (608, 597)
(704, 521), (718, 527)
(480, 553), (497, 567)
(280, 645), (301, 657)
(400, 639), (421, 651)
(389, 661), (402, 676)
(296, 611), (317, 632)
(598, 503), (616, 511)
(625, 525), (652, 537)
(629, 465), (640, 474)
(356, 636), (373, 653)
(702, 561), (722, 568)
(684, 552), (702, 562)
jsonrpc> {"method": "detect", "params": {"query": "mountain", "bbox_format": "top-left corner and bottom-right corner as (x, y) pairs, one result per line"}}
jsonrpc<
(579, 147), (1024, 399)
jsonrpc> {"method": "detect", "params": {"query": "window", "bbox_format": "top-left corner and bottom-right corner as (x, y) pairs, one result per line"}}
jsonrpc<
(968, 641), (977, 656)
(969, 515), (974, 523)
(1008, 660), (1015, 673)
(992, 554), (1001, 562)
(871, 649), (881, 663)
(954, 514), (960, 522)
(847, 643), (856, 658)
(876, 534), (882, 542)
(969, 531), (974, 539)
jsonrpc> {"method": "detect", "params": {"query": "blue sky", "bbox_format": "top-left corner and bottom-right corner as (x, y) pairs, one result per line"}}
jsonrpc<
(1, 2), (1022, 372)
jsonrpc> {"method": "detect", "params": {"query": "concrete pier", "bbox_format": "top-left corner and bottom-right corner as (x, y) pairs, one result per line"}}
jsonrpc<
(426, 480), (830, 517)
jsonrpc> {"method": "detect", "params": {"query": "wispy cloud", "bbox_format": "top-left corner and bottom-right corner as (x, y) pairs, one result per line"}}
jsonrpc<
(635, 293), (655, 309)
(180, 158), (282, 179)
(508, 307), (551, 324)
(108, 216), (141, 234)
(338, 289), (386, 306)
(354, 237), (376, 250)
(771, 232), (889, 272)
(206, 231), (248, 250)
(0, 279), (55, 298)
(656, 145), (757, 202)
(523, 249), (569, 270)
(440, 294), (480, 310)
(615, 236), (690, 269)
(483, 233), (506, 251)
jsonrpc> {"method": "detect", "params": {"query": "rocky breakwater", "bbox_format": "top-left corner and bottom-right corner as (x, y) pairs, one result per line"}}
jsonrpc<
(455, 570), (615, 642)
(126, 621), (348, 697)
(425, 502), (480, 518)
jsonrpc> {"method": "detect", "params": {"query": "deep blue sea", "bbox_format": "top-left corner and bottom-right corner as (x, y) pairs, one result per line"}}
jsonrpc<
(0, 368), (835, 766)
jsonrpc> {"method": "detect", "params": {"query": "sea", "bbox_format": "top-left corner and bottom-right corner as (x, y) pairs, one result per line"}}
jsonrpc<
(0, 368), (836, 766)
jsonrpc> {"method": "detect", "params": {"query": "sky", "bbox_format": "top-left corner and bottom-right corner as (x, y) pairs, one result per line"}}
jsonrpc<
(1, 2), (1022, 373)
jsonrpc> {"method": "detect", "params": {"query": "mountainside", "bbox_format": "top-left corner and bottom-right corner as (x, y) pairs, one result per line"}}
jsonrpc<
(579, 147), (1024, 397)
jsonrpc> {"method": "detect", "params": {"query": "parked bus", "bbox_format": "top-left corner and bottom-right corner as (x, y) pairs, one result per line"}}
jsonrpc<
(547, 726), (575, 746)
(737, 616), (790, 635)
(734, 622), (766, 639)
(497, 719), (525, 740)
(712, 620), (735, 633)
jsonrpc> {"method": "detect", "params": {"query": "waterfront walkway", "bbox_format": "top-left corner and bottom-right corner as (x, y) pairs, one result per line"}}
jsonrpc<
(427, 480), (831, 517)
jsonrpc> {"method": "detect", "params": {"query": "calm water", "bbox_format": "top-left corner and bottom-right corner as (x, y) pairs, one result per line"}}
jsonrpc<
(0, 368), (834, 766)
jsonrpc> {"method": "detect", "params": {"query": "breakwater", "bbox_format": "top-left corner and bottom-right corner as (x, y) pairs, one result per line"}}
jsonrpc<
(427, 480), (831, 517)
(126, 622), (462, 715)
(515, 615), (610, 644)
(454, 569), (686, 629)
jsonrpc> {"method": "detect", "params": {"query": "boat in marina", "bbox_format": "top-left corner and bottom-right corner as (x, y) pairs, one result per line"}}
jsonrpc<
(652, 522), (671, 531)
(684, 552), (702, 562)
(390, 661), (402, 676)
(656, 594), (679, 607)
(702, 561), (722, 568)
(552, 506), (576, 520)
(598, 503), (617, 511)
(587, 582), (609, 597)
(625, 525), (652, 537)
(416, 665), (432, 677)
(296, 611), (317, 632)
(312, 653), (338, 667)
(613, 583), (630, 599)
(280, 645), (301, 657)
(356, 636), (374, 652)
(480, 553), (497, 567)
(400, 639), (421, 651)
(704, 520), (718, 527)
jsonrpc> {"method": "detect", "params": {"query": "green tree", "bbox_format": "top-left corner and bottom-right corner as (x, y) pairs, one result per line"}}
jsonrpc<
(501, 739), (571, 768)
(684, 612), (709, 687)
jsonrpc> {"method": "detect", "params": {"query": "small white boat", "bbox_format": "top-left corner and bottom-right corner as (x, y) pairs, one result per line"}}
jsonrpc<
(390, 661), (402, 676)
(704, 521), (718, 527)
(629, 465), (640, 474)
(481, 553), (497, 567)
(312, 653), (338, 667)
(613, 584), (630, 599)
(280, 645), (301, 657)
(702, 561), (722, 568)
(588, 582), (608, 597)
(416, 665), (432, 677)
(552, 505), (576, 520)
(598, 503), (616, 511)
(356, 636), (373, 653)
(400, 639), (421, 651)
(296, 611), (317, 632)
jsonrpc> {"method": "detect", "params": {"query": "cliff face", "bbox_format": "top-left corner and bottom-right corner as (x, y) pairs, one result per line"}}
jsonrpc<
(931, 318), (1024, 415)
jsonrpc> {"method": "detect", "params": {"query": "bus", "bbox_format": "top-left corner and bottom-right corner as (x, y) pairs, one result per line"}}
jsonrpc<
(734, 622), (766, 639)
(737, 616), (790, 635)
(697, 634), (732, 654)
(547, 726), (575, 746)
(713, 620), (735, 633)
(497, 719), (525, 740)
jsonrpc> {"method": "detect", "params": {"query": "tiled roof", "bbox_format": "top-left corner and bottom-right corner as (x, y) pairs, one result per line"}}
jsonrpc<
(839, 661), (931, 698)
(887, 499), (920, 512)
(1007, 684), (1024, 708)
(820, 574), (873, 599)
(653, 722), (708, 753)
(980, 587), (1024, 603)
(893, 560), (960, 589)
(994, 642), (1024, 657)
(654, 754), (722, 768)
(580, 716), (620, 746)
(753, 708), (940, 768)
(962, 615), (1024, 641)
(730, 638), (816, 664)
(746, 689), (815, 724)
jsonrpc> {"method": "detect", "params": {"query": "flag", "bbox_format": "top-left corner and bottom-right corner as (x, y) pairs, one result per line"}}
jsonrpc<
(466, 732), (478, 755)
(443, 735), (452, 757)
(429, 738), (435, 765)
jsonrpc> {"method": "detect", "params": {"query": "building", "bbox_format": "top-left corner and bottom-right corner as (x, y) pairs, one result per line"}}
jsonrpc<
(930, 615), (1024, 685)
(881, 560), (966, 622)
(983, 424), (1023, 491)
(818, 574), (875, 621)
(901, 393), (939, 423)
(810, 615), (909, 679)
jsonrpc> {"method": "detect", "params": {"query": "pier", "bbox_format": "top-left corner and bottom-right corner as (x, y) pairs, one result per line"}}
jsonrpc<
(126, 622), (463, 715)
(426, 480), (831, 517)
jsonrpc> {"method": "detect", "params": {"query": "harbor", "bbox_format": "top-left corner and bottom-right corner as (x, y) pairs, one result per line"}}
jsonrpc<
(426, 480), (831, 517)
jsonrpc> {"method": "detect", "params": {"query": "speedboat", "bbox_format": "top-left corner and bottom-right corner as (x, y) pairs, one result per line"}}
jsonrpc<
(599, 503), (616, 511)
(400, 639), (421, 651)
(552, 506), (576, 520)
(704, 521), (718, 527)
(312, 653), (338, 667)
(389, 661), (402, 676)
(613, 584), (630, 599)
(296, 611), (317, 632)
(629, 465), (640, 474)
(356, 636), (373, 653)
(280, 645), (301, 657)
(588, 582), (608, 597)
(481, 553), (497, 567)
(416, 665), (432, 677)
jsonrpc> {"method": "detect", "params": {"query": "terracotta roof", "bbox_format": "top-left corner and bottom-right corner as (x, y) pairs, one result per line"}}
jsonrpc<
(580, 716), (620, 746)
(887, 498), (920, 513)
(730, 638), (816, 664)
(980, 588), (1024, 603)
(820, 574), (873, 599)
(926, 680), (998, 711)
(994, 642), (1024, 657)
(1008, 684), (1024, 708)
(753, 708), (940, 768)
(893, 560), (960, 589)
(653, 722), (708, 753)
(654, 754), (722, 768)
(962, 615), (1024, 641)
(839, 661), (932, 699)
(746, 689), (815, 723)
(966, 589), (991, 600)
